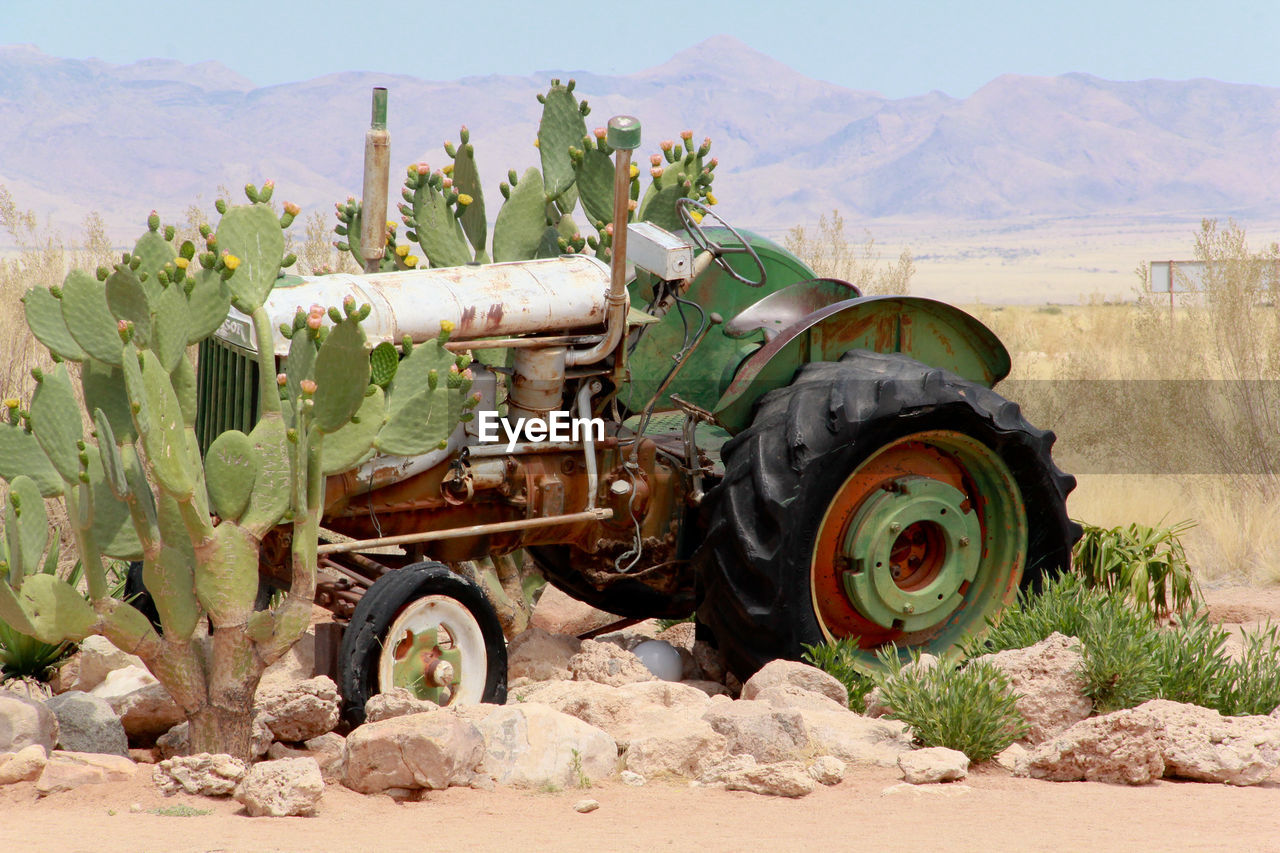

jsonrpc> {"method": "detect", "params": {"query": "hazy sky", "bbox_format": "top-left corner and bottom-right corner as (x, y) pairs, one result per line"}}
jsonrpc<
(5, 0), (1279, 97)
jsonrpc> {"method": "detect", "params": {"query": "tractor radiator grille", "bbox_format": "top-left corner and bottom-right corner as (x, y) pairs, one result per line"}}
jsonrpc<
(195, 337), (260, 454)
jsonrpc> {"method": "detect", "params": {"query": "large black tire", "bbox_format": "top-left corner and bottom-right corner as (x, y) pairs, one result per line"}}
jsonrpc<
(339, 561), (508, 727)
(695, 350), (1079, 678)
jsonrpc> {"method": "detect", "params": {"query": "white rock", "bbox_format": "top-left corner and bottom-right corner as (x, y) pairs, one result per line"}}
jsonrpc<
(898, 747), (969, 783)
(573, 798), (600, 813)
(1140, 699), (1280, 786)
(973, 633), (1092, 743)
(753, 684), (849, 714)
(0, 693), (58, 753)
(35, 750), (137, 795)
(234, 757), (323, 817)
(623, 714), (727, 779)
(569, 640), (657, 687)
(342, 711), (485, 794)
(259, 629), (316, 691)
(507, 628), (581, 682)
(994, 743), (1030, 776)
(1027, 707), (1164, 785)
(881, 782), (973, 798)
(460, 703), (616, 789)
(807, 755), (846, 785)
(741, 660), (848, 708)
(722, 759), (817, 798)
(619, 769), (645, 786)
(73, 635), (145, 693)
(0, 744), (48, 784)
(89, 666), (182, 739)
(364, 687), (438, 723)
(153, 753), (246, 796)
(254, 676), (340, 743)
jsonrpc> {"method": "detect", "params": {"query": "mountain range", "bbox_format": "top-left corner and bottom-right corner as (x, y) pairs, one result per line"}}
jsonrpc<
(2, 36), (1278, 242)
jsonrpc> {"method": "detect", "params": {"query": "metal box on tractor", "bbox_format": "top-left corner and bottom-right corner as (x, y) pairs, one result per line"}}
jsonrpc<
(143, 91), (1077, 722)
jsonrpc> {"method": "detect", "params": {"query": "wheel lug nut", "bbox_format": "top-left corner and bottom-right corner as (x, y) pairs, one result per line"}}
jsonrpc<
(903, 604), (915, 614)
(889, 522), (901, 533)
(958, 537), (970, 547)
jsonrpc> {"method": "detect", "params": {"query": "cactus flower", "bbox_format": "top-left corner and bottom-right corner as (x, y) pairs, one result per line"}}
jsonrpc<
(276, 373), (288, 387)
(660, 140), (673, 152)
(405, 255), (419, 268)
(174, 257), (189, 270)
(440, 319), (456, 334)
(3, 399), (17, 410)
(442, 164), (454, 176)
(628, 199), (638, 212)
(442, 178), (453, 189)
(594, 127), (607, 139)
(299, 379), (317, 396)
(284, 201), (300, 216)
(651, 167), (664, 179)
(395, 244), (410, 258)
(307, 315), (323, 331)
(604, 223), (614, 236)
(680, 130), (693, 141)
(222, 253), (241, 271)
(457, 193), (473, 206)
(650, 154), (662, 167)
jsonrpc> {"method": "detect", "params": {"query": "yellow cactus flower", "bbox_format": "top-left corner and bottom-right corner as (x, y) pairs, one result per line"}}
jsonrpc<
(440, 319), (456, 333)
(629, 163), (639, 179)
(457, 193), (473, 206)
(4, 398), (18, 409)
(533, 138), (540, 148)
(386, 221), (397, 232)
(689, 210), (704, 224)
(405, 255), (419, 268)
(395, 244), (409, 257)
(174, 257), (190, 269)
(223, 254), (241, 271)
(706, 193), (718, 206)
(443, 164), (454, 175)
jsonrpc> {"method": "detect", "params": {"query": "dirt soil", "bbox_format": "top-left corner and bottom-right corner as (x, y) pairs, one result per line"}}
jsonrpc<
(2, 585), (1279, 853)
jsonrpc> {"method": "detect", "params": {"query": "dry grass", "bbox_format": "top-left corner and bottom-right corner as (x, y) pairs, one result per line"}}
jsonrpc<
(784, 209), (915, 295)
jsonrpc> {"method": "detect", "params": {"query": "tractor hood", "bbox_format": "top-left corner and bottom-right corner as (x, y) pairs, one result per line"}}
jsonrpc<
(215, 256), (612, 355)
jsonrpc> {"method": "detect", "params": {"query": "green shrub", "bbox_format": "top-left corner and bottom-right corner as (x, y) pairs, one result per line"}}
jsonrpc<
(1078, 596), (1161, 713)
(965, 572), (1101, 656)
(1072, 520), (1200, 618)
(872, 648), (1028, 762)
(801, 637), (875, 709)
(1219, 624), (1280, 716)
(1151, 612), (1233, 709)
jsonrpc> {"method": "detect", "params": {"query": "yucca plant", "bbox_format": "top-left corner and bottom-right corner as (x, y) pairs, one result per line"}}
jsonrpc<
(1072, 520), (1200, 618)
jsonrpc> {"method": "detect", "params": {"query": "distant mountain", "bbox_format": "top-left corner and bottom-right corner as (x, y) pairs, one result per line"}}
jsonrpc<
(2, 37), (1277, 241)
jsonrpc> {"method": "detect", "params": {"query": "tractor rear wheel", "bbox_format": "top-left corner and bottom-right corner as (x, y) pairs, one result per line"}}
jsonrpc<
(338, 561), (507, 727)
(695, 350), (1078, 678)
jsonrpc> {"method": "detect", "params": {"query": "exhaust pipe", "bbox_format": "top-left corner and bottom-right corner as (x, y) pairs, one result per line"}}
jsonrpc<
(359, 87), (390, 274)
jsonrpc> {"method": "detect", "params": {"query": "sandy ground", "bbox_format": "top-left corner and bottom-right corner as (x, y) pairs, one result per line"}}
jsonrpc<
(2, 585), (1279, 853)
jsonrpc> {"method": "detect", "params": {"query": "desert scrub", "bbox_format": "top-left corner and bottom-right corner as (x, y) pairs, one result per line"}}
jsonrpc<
(965, 572), (1102, 656)
(801, 637), (875, 709)
(1072, 520), (1199, 618)
(872, 648), (1027, 762)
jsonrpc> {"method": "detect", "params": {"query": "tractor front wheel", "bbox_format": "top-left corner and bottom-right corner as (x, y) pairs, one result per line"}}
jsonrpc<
(695, 350), (1078, 677)
(338, 561), (507, 727)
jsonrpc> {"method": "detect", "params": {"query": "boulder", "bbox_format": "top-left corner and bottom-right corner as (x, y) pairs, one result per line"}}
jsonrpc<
(234, 757), (323, 817)
(342, 711), (485, 794)
(507, 628), (581, 682)
(681, 680), (731, 698)
(691, 641), (727, 684)
(459, 703), (616, 788)
(701, 700), (810, 764)
(0, 693), (58, 753)
(88, 666), (183, 739)
(153, 753), (246, 796)
(519, 679), (708, 748)
(0, 744), (48, 784)
(1027, 708), (1164, 785)
(569, 640), (656, 687)
(864, 654), (939, 717)
(720, 757), (817, 798)
(623, 714), (727, 779)
(530, 585), (618, 637)
(807, 755), (846, 786)
(753, 685), (849, 714)
(973, 633), (1092, 743)
(72, 635), (144, 693)
(898, 747), (969, 784)
(258, 628), (317, 691)
(364, 688), (438, 723)
(994, 743), (1030, 776)
(45, 692), (128, 757)
(2, 677), (52, 701)
(655, 621), (696, 652)
(1139, 699), (1280, 786)
(254, 676), (340, 743)
(742, 660), (848, 708)
(35, 750), (138, 795)
(703, 699), (912, 768)
(277, 733), (346, 782)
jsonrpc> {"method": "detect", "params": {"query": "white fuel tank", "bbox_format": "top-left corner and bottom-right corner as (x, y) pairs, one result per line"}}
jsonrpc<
(219, 255), (611, 355)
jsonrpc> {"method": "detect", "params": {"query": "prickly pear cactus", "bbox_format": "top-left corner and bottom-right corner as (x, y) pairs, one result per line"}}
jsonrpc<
(2, 183), (474, 761)
(335, 78), (720, 270)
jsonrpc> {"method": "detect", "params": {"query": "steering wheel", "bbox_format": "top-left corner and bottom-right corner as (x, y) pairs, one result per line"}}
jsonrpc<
(676, 198), (767, 288)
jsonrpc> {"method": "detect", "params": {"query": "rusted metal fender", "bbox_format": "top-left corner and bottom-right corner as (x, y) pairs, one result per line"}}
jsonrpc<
(712, 295), (1012, 433)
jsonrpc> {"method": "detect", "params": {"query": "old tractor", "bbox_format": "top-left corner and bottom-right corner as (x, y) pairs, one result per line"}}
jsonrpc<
(177, 88), (1076, 722)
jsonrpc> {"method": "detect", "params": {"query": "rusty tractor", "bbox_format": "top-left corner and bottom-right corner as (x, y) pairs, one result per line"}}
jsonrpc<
(153, 90), (1077, 722)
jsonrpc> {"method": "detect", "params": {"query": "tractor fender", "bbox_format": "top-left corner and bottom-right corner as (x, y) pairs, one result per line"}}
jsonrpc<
(712, 295), (1011, 433)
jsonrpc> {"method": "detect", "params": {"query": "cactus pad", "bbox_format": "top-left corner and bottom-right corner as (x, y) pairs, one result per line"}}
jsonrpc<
(493, 167), (547, 262)
(204, 430), (258, 522)
(23, 287), (85, 362)
(5, 476), (47, 583)
(60, 269), (123, 366)
(216, 203), (285, 313)
(29, 364), (84, 484)
(369, 342), (399, 388)
(312, 315), (371, 433)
